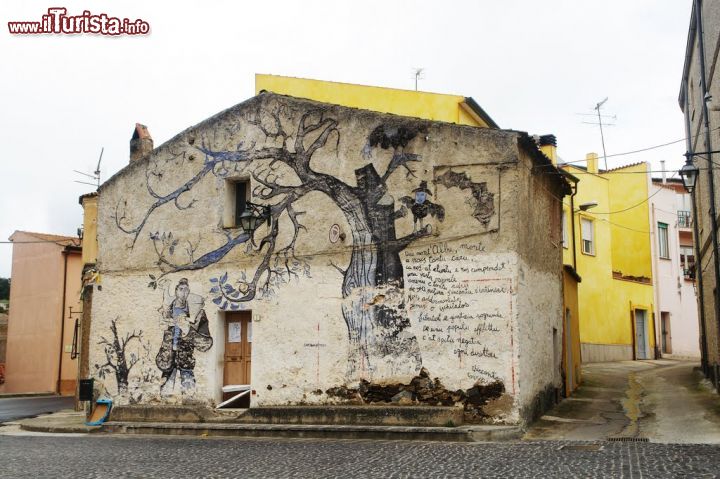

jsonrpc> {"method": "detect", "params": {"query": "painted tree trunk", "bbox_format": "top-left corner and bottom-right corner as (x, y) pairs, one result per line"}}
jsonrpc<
(112, 335), (130, 393)
(339, 165), (422, 381)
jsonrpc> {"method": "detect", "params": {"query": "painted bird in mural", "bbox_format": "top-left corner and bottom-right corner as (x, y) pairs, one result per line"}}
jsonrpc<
(399, 181), (445, 232)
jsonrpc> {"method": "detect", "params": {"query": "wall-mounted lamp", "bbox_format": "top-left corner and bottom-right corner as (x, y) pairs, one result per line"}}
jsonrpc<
(578, 201), (598, 211)
(679, 159), (699, 193)
(239, 202), (271, 234)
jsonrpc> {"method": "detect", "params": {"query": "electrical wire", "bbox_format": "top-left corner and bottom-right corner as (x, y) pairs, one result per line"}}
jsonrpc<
(559, 124), (720, 166)
(577, 180), (671, 215)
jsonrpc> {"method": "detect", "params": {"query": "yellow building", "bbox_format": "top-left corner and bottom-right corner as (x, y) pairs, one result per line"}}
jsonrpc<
(561, 155), (656, 362)
(540, 137), (582, 395)
(255, 74), (498, 128)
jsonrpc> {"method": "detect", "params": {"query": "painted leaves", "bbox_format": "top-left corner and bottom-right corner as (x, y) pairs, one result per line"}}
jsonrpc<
(209, 271), (247, 310)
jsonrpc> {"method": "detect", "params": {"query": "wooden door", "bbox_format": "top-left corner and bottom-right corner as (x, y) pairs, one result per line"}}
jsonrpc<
(224, 312), (252, 401)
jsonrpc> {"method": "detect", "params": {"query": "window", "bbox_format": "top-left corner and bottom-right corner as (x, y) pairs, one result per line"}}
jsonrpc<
(223, 179), (250, 228)
(234, 180), (248, 226)
(580, 218), (594, 255)
(562, 209), (569, 249)
(680, 245), (695, 279)
(658, 222), (669, 259)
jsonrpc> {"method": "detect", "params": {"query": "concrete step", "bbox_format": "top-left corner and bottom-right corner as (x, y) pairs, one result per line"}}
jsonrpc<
(110, 405), (465, 427)
(102, 421), (523, 442)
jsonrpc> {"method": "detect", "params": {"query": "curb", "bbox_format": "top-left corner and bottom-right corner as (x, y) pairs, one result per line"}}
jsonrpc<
(19, 422), (101, 434)
(0, 393), (58, 399)
(101, 421), (524, 442)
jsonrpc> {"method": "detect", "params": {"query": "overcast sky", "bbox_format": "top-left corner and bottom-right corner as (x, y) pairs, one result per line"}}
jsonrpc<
(0, 0), (693, 277)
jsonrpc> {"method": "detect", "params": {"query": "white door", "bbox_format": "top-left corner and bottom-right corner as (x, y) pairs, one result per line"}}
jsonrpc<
(635, 309), (648, 360)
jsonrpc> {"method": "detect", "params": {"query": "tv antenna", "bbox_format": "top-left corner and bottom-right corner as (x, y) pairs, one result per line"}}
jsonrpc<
(74, 147), (103, 189)
(412, 67), (424, 91)
(577, 98), (616, 170)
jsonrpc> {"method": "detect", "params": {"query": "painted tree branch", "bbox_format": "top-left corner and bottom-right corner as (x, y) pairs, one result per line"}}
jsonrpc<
(96, 318), (144, 394)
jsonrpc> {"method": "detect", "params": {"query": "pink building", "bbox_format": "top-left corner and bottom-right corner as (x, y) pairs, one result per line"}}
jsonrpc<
(0, 231), (82, 395)
(650, 178), (700, 359)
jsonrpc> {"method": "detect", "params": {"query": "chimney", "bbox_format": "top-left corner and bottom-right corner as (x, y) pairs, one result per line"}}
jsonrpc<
(130, 123), (153, 163)
(661, 160), (667, 184)
(538, 134), (558, 165)
(586, 152), (599, 174)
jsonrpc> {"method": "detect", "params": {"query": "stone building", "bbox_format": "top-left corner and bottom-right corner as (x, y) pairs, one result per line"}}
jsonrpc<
(679, 0), (720, 384)
(90, 92), (570, 425)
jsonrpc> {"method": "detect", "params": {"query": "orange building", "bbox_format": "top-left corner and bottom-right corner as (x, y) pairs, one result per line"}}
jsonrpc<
(1, 231), (82, 395)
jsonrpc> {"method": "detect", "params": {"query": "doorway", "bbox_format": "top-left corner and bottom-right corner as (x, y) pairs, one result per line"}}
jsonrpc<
(222, 311), (252, 407)
(634, 309), (649, 360)
(661, 312), (672, 354)
(565, 308), (574, 393)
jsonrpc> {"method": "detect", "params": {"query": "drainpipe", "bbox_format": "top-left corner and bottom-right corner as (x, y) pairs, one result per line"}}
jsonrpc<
(57, 248), (69, 395)
(684, 77), (709, 373)
(650, 203), (662, 359)
(569, 181), (578, 271)
(695, 0), (720, 379)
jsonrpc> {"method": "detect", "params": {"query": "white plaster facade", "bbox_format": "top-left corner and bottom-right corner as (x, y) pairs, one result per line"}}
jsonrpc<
(89, 93), (569, 424)
(650, 179), (700, 359)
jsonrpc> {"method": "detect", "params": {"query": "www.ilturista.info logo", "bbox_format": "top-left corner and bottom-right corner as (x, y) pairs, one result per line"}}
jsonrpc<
(8, 8), (150, 35)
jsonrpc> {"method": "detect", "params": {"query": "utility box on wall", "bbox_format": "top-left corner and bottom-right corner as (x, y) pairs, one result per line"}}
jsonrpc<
(78, 378), (94, 402)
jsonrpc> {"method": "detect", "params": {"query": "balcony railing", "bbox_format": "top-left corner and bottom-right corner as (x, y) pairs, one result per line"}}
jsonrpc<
(684, 268), (696, 280)
(678, 210), (692, 228)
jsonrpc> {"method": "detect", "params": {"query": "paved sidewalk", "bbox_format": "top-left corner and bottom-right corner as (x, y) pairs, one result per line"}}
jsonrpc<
(4, 408), (521, 442)
(14, 410), (100, 434)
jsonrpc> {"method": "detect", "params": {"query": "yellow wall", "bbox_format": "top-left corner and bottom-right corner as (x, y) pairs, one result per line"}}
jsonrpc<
(562, 162), (655, 356)
(607, 163), (653, 279)
(255, 74), (491, 127)
(562, 270), (582, 394)
(81, 194), (98, 266)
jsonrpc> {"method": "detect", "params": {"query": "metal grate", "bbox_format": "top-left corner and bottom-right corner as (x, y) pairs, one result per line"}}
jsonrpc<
(607, 437), (649, 442)
(559, 444), (604, 451)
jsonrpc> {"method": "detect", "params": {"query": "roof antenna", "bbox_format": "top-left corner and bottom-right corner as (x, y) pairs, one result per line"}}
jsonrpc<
(412, 67), (424, 91)
(577, 98), (616, 170)
(74, 147), (103, 189)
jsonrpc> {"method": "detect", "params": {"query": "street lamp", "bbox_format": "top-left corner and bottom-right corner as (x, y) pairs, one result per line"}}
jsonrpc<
(679, 158), (699, 193)
(239, 202), (271, 234)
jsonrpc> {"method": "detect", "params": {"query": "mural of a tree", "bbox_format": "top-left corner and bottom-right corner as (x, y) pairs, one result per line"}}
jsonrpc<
(113, 100), (444, 380)
(96, 317), (144, 393)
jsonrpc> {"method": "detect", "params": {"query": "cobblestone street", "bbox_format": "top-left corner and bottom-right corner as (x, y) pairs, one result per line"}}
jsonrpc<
(526, 360), (720, 443)
(1, 434), (720, 478)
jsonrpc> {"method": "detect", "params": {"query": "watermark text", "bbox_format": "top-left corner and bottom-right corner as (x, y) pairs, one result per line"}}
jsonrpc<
(8, 8), (150, 36)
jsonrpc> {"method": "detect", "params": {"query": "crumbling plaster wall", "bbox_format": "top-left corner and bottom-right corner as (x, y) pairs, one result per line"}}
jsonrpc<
(513, 150), (565, 422)
(91, 93), (561, 423)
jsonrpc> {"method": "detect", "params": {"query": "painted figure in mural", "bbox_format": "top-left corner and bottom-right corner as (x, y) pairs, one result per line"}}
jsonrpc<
(400, 181), (445, 232)
(155, 278), (213, 394)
